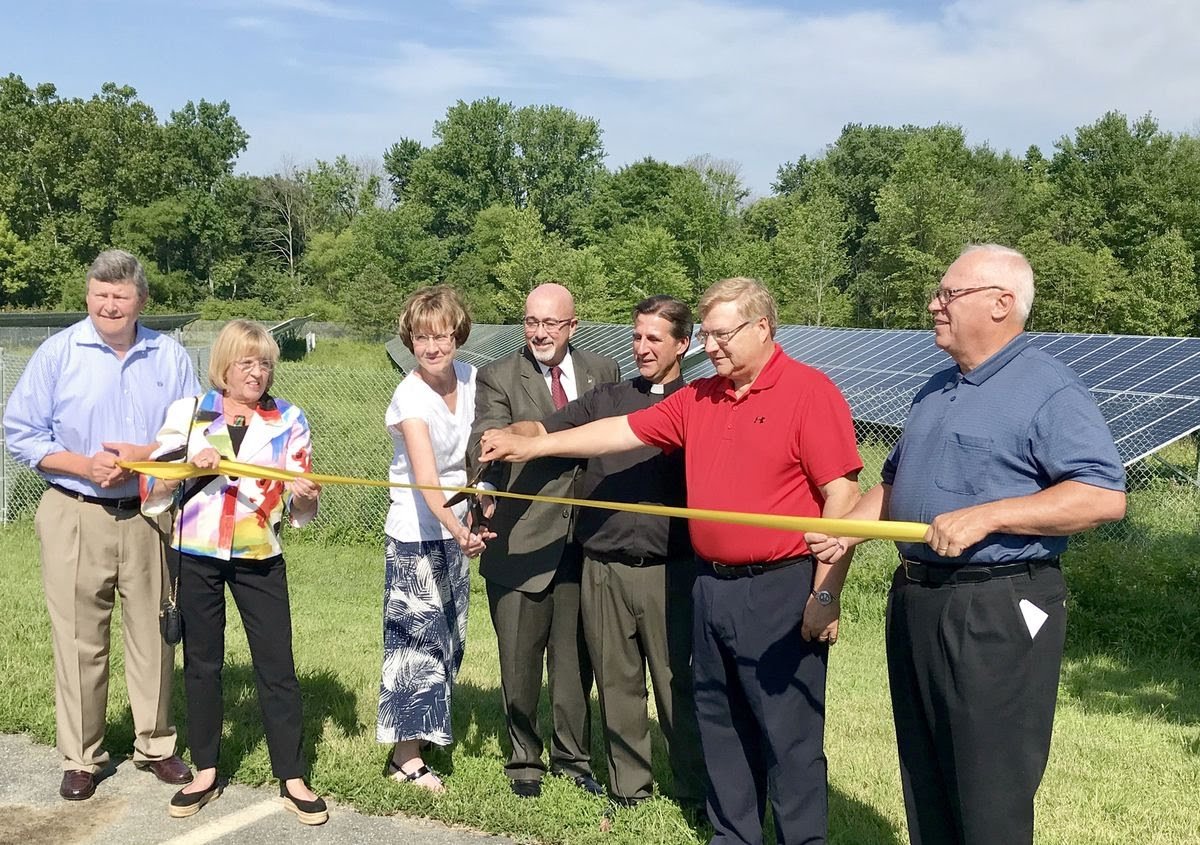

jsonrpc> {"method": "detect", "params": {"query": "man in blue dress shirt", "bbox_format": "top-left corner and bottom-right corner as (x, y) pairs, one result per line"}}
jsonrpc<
(805, 244), (1126, 845)
(4, 250), (200, 800)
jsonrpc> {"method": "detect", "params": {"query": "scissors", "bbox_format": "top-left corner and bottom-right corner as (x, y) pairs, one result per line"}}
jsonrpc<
(443, 460), (491, 534)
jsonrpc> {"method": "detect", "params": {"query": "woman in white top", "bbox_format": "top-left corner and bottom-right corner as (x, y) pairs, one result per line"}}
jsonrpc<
(378, 285), (492, 793)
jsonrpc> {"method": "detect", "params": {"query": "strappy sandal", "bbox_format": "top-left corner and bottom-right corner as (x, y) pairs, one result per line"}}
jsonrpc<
(384, 759), (445, 793)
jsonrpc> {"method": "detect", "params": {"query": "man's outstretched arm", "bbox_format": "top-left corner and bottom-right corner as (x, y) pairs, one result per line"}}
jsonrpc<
(480, 415), (644, 462)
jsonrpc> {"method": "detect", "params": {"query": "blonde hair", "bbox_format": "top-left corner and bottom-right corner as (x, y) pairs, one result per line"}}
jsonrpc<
(697, 276), (778, 336)
(398, 285), (472, 352)
(209, 320), (280, 392)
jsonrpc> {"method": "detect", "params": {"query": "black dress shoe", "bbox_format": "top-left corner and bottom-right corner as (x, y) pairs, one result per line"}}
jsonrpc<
(169, 780), (222, 818)
(136, 755), (194, 785)
(554, 772), (605, 797)
(60, 770), (96, 801)
(610, 794), (648, 809)
(510, 778), (542, 799)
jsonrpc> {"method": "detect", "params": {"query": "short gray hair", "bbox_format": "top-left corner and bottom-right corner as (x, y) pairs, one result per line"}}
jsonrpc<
(697, 277), (779, 336)
(960, 243), (1034, 323)
(88, 249), (148, 299)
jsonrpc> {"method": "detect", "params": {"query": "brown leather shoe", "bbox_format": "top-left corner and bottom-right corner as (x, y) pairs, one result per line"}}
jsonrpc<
(60, 769), (96, 801)
(135, 755), (194, 785)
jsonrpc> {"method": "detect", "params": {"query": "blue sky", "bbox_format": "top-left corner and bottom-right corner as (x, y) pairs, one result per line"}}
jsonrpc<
(4, 0), (1198, 195)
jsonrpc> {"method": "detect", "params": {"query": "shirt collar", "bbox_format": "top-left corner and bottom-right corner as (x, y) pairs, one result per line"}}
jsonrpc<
(723, 342), (787, 398)
(537, 348), (574, 377)
(199, 390), (281, 424)
(636, 374), (685, 396)
(960, 334), (1029, 386)
(77, 318), (159, 353)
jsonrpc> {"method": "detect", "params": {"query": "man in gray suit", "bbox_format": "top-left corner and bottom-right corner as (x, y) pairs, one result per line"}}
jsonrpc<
(470, 282), (621, 799)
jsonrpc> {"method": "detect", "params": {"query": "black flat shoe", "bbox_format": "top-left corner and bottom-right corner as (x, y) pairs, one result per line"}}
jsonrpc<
(169, 780), (222, 818)
(279, 781), (329, 826)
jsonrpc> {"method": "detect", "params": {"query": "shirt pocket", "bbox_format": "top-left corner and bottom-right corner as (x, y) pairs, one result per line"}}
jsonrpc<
(934, 432), (993, 495)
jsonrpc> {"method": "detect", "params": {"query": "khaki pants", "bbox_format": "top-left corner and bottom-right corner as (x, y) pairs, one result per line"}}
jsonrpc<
(35, 487), (178, 772)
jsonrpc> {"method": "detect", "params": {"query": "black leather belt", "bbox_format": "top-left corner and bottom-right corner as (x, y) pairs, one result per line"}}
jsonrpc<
(50, 483), (141, 512)
(708, 554), (813, 579)
(900, 556), (1060, 585)
(594, 550), (668, 567)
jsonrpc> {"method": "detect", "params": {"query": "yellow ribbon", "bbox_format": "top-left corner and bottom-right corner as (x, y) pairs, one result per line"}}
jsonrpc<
(120, 459), (929, 543)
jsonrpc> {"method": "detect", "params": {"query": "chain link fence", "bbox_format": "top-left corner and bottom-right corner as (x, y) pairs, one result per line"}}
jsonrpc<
(3, 340), (1198, 546)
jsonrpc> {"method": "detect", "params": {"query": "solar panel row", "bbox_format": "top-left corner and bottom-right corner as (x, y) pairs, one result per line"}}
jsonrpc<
(683, 327), (1200, 466)
(385, 323), (1200, 467)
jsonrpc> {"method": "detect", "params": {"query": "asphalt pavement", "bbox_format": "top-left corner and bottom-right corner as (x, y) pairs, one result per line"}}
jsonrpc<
(0, 733), (515, 845)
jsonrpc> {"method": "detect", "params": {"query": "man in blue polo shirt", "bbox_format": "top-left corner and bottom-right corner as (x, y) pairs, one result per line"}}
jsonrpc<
(806, 244), (1126, 845)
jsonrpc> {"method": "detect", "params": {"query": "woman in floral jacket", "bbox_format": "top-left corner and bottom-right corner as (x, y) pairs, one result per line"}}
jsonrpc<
(142, 319), (326, 825)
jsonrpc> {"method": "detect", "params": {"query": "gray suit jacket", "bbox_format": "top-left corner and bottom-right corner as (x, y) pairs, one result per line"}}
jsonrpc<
(469, 346), (621, 593)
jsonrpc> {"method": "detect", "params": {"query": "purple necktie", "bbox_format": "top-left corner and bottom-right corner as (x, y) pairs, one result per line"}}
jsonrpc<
(550, 366), (568, 410)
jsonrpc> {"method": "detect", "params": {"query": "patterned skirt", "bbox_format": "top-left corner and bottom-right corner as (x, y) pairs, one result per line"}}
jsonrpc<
(376, 536), (470, 745)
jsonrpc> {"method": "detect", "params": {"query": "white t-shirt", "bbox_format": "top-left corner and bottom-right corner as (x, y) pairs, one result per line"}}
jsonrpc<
(384, 359), (477, 542)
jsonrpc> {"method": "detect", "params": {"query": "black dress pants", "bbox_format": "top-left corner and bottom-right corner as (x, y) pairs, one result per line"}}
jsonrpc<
(692, 561), (829, 845)
(179, 552), (306, 779)
(886, 565), (1068, 845)
(486, 545), (594, 781)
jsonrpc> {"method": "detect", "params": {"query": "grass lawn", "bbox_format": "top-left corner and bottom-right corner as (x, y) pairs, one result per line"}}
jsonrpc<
(2, 518), (1199, 844)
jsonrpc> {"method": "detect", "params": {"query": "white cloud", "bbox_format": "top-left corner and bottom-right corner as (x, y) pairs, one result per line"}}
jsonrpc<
(254, 0), (382, 22)
(364, 41), (512, 96)
(491, 0), (1200, 187)
(240, 0), (1200, 192)
(227, 15), (287, 35)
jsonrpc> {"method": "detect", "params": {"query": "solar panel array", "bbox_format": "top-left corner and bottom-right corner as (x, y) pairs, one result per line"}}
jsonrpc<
(387, 322), (646, 377)
(384, 323), (1200, 466)
(683, 327), (1200, 466)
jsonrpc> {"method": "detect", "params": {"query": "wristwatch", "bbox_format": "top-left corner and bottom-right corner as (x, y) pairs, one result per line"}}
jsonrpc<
(811, 588), (835, 606)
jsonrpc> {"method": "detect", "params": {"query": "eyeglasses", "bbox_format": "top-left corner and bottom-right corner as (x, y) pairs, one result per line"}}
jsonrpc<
(413, 333), (455, 347)
(929, 285), (1007, 306)
(233, 358), (275, 374)
(696, 320), (752, 346)
(523, 317), (575, 333)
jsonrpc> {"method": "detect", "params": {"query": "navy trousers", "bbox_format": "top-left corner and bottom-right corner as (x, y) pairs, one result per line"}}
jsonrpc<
(692, 561), (829, 845)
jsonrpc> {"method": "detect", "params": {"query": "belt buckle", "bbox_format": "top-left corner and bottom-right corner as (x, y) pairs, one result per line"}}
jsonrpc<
(901, 557), (913, 581)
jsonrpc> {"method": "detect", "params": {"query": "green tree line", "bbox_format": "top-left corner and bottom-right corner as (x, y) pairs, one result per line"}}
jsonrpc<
(2, 74), (1198, 336)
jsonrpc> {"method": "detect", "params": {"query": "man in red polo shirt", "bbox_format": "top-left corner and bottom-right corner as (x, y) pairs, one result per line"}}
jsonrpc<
(481, 277), (862, 844)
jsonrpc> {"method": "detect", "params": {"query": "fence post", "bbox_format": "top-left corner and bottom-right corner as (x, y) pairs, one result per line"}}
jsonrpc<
(0, 347), (7, 525)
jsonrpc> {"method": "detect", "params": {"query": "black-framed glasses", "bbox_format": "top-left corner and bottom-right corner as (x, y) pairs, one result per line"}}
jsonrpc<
(696, 320), (751, 345)
(929, 285), (1007, 306)
(523, 317), (575, 333)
